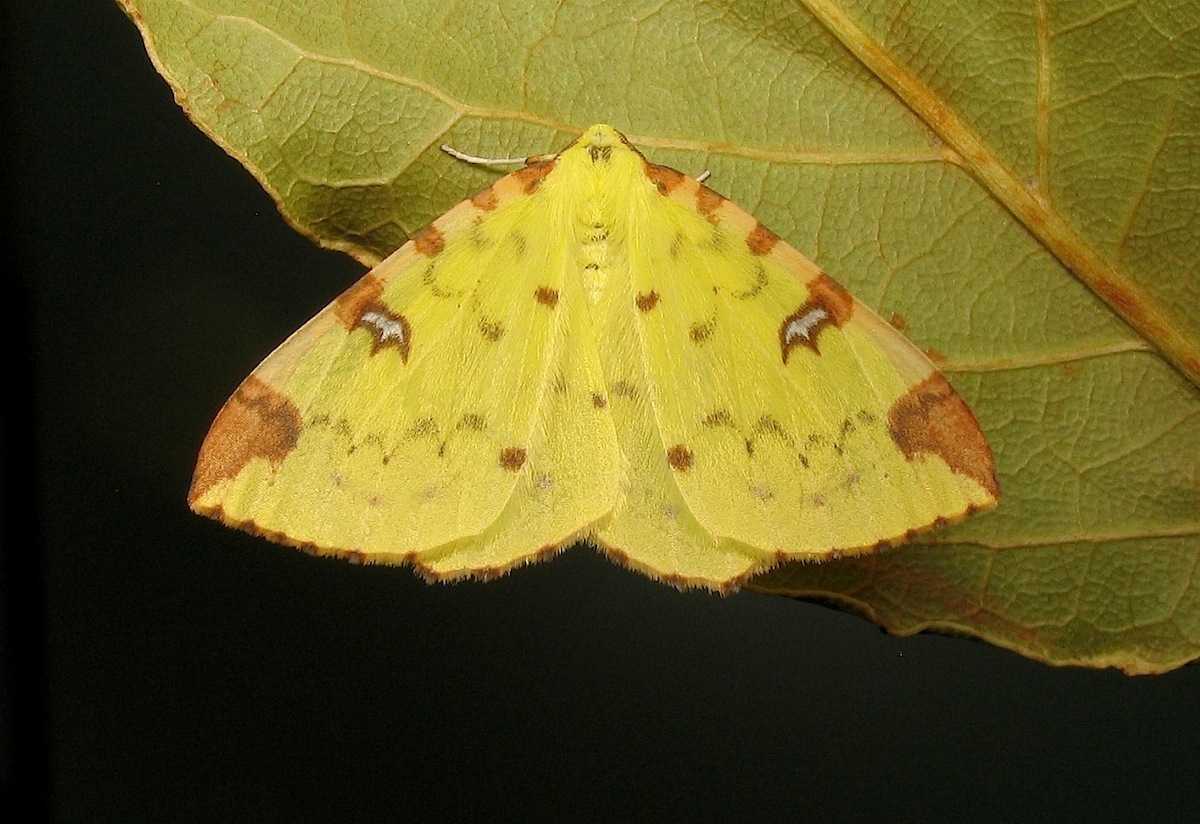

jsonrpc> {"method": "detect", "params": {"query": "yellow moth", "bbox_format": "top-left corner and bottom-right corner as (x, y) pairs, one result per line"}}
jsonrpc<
(190, 124), (999, 591)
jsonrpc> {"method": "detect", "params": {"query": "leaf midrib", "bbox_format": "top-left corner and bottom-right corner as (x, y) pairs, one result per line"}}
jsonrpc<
(796, 0), (1200, 388)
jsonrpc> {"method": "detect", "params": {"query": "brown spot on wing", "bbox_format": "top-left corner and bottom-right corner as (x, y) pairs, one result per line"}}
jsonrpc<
(611, 380), (638, 399)
(513, 160), (555, 193)
(413, 225), (445, 256)
(479, 317), (505, 341)
(636, 290), (660, 312)
(471, 187), (499, 211)
(356, 301), (412, 362)
(645, 162), (686, 195)
(406, 417), (439, 439)
(696, 185), (725, 222)
(732, 263), (768, 299)
(333, 275), (384, 329)
(754, 415), (788, 439)
(746, 222), (780, 255)
(667, 444), (694, 472)
(457, 413), (486, 431)
(499, 446), (527, 472)
(689, 318), (715, 343)
(535, 286), (559, 307)
(779, 273), (855, 363)
(887, 374), (1000, 499)
(189, 377), (302, 504)
(591, 392), (608, 409)
(703, 409), (735, 427)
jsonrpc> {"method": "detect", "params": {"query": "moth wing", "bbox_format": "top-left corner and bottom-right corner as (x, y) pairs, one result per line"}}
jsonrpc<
(602, 166), (998, 577)
(190, 165), (621, 577)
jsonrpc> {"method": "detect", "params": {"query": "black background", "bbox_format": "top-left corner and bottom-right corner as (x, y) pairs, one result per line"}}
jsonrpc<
(7, 2), (1199, 822)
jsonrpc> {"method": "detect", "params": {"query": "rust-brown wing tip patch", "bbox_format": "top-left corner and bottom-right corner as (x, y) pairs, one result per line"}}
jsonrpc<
(189, 376), (303, 505)
(887, 374), (1001, 501)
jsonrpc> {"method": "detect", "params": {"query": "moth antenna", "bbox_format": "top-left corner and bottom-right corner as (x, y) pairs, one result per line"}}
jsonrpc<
(440, 144), (553, 167)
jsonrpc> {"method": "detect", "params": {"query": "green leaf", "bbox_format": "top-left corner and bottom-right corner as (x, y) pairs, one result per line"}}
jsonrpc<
(119, 0), (1200, 673)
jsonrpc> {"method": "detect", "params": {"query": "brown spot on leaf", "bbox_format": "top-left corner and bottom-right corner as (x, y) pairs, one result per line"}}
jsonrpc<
(667, 444), (694, 472)
(189, 377), (302, 504)
(413, 225), (445, 256)
(535, 286), (559, 307)
(887, 374), (1000, 499)
(779, 274), (855, 363)
(645, 162), (685, 195)
(499, 446), (527, 472)
(636, 290), (660, 312)
(746, 222), (780, 255)
(889, 312), (909, 331)
(513, 160), (555, 193)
